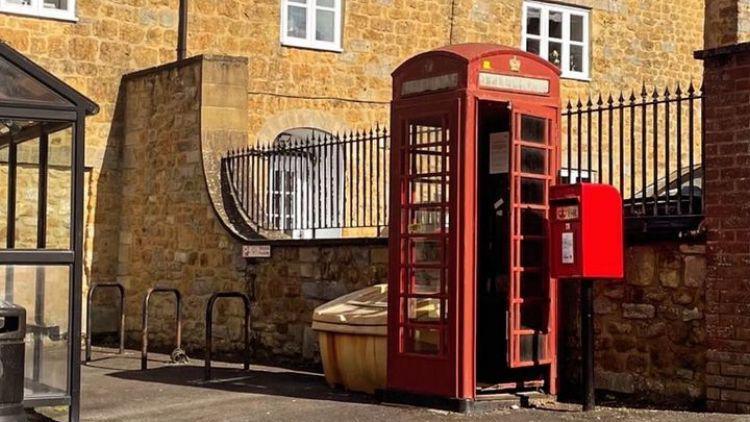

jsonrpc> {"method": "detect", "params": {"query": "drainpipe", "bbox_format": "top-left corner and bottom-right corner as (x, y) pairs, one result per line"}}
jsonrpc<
(177, 0), (188, 61)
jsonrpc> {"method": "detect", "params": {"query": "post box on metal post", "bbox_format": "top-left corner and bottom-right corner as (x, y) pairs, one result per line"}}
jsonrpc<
(549, 183), (624, 411)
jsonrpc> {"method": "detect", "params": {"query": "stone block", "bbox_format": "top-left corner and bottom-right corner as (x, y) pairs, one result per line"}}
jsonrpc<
(683, 255), (706, 287)
(682, 307), (702, 322)
(626, 246), (656, 286)
(596, 370), (635, 394)
(622, 303), (656, 319)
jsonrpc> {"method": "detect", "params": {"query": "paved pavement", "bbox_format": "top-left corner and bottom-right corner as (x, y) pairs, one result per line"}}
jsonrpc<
(35, 349), (750, 421)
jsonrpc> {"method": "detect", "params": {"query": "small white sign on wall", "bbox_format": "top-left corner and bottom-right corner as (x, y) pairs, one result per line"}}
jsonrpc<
(242, 244), (271, 258)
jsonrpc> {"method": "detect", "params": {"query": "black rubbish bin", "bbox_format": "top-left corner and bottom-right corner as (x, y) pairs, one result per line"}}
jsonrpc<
(0, 301), (26, 422)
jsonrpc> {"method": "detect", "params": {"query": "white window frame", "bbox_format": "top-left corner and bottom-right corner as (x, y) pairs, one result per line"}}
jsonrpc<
(280, 0), (343, 52)
(522, 1), (589, 80)
(0, 0), (77, 22)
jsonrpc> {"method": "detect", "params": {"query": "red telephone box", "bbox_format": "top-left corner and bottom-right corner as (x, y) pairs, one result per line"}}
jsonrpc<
(386, 44), (561, 410)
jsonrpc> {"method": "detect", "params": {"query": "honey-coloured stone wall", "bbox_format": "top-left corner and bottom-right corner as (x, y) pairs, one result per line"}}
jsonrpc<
(559, 241), (707, 407)
(0, 1), (706, 302)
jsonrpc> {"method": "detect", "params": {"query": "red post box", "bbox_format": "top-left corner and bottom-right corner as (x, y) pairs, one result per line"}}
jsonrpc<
(550, 183), (623, 280)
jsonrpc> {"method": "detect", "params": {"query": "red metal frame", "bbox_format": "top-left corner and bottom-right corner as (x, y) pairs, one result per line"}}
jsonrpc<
(388, 43), (561, 402)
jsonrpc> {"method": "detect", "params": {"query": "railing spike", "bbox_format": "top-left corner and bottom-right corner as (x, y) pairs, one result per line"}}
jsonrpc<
(607, 94), (614, 105)
(597, 93), (604, 106)
(629, 90), (637, 102)
(619, 91), (625, 103)
(675, 82), (682, 96)
(652, 86), (659, 99)
(576, 98), (583, 108)
(664, 85), (670, 97)
(566, 99), (573, 110)
(641, 82), (648, 97)
(687, 80), (695, 95)
(586, 97), (593, 108)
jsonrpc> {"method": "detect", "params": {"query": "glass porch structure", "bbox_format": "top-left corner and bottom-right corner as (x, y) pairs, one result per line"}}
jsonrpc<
(0, 41), (98, 421)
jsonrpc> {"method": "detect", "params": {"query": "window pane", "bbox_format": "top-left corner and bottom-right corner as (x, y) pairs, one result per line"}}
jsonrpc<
(521, 115), (546, 143)
(547, 41), (562, 67)
(410, 238), (442, 264)
(15, 138), (40, 249)
(411, 268), (441, 295)
(570, 44), (584, 73)
(316, 9), (335, 42)
(43, 0), (68, 10)
(46, 127), (72, 250)
(526, 7), (541, 35)
(287, 5), (307, 39)
(521, 147), (546, 174)
(548, 11), (563, 38)
(317, 0), (334, 7)
(408, 298), (442, 322)
(0, 265), (71, 398)
(525, 38), (540, 55)
(405, 326), (440, 355)
(0, 57), (67, 105)
(570, 14), (584, 42)
(521, 178), (546, 204)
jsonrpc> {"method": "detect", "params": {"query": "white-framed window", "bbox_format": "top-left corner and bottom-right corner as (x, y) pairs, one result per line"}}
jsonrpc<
(280, 0), (343, 52)
(522, 1), (589, 80)
(0, 0), (76, 21)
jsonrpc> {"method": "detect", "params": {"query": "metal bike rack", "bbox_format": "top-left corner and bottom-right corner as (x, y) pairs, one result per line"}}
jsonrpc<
(205, 292), (251, 381)
(85, 283), (125, 363)
(141, 287), (187, 370)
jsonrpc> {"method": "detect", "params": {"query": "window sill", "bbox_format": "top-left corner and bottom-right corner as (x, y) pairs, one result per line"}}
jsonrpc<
(561, 74), (591, 82)
(0, 9), (78, 23)
(280, 39), (343, 54)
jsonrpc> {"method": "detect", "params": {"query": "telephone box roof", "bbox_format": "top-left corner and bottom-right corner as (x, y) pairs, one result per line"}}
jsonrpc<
(393, 43), (562, 77)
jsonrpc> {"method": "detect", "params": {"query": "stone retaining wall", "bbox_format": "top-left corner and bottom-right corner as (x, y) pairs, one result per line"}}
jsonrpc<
(559, 241), (707, 407)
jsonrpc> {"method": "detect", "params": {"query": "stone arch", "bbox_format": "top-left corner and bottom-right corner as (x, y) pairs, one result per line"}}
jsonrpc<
(254, 108), (349, 144)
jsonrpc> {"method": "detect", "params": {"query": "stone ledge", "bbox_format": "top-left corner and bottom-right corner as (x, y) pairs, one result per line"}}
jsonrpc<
(695, 41), (750, 60)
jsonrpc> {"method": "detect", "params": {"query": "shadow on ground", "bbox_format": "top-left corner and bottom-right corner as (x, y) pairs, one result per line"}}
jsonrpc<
(105, 362), (376, 405)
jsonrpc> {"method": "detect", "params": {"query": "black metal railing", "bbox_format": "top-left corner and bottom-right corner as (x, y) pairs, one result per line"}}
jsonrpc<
(222, 82), (704, 239)
(221, 126), (391, 238)
(562, 82), (704, 234)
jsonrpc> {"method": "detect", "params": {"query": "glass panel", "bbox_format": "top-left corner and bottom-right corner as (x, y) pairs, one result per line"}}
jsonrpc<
(521, 239), (545, 267)
(570, 14), (584, 42)
(521, 209), (545, 236)
(317, 0), (334, 6)
(14, 138), (40, 249)
(525, 38), (540, 55)
(411, 268), (441, 294)
(408, 298), (442, 322)
(0, 57), (67, 105)
(409, 148), (447, 175)
(548, 11), (563, 38)
(287, 5), (307, 39)
(0, 265), (70, 398)
(43, 0), (68, 10)
(410, 175), (447, 204)
(520, 332), (548, 361)
(405, 327), (440, 355)
(547, 41), (562, 68)
(410, 238), (442, 264)
(521, 147), (545, 174)
(526, 7), (541, 35)
(410, 125), (445, 146)
(570, 44), (584, 73)
(408, 208), (444, 234)
(520, 178), (545, 204)
(521, 116), (546, 144)
(520, 271), (545, 298)
(46, 127), (73, 250)
(316, 9), (335, 42)
(0, 147), (6, 248)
